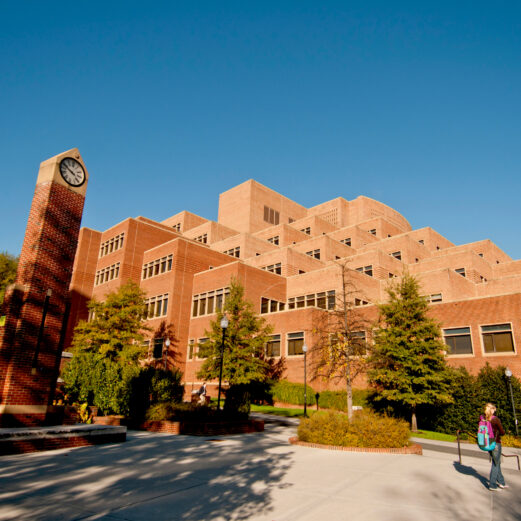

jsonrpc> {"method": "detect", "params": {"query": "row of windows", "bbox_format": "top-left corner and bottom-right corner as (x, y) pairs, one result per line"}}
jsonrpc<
(306, 249), (321, 259)
(194, 234), (208, 244)
(340, 238), (351, 246)
(264, 205), (280, 225)
(142, 254), (173, 279)
(143, 338), (167, 359)
(288, 290), (335, 310)
(262, 263), (282, 274)
(300, 227), (311, 235)
(99, 233), (124, 258)
(443, 324), (515, 355)
(223, 246), (240, 258)
(192, 287), (230, 317)
(145, 294), (169, 319)
(95, 262), (120, 286)
(267, 236), (279, 245)
(260, 297), (286, 314)
(356, 265), (373, 277)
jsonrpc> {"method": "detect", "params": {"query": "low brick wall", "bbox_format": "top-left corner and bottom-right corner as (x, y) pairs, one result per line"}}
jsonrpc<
(289, 436), (423, 455)
(0, 425), (127, 456)
(139, 419), (264, 436)
(93, 415), (127, 426)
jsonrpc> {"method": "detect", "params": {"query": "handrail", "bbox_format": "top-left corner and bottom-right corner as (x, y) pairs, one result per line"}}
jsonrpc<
(456, 429), (520, 470)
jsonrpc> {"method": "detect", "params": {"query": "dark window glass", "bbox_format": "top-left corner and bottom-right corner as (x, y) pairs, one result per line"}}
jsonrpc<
(266, 335), (281, 357)
(261, 297), (269, 314)
(482, 324), (514, 353)
(444, 327), (472, 355)
(288, 332), (304, 355)
(153, 338), (163, 359)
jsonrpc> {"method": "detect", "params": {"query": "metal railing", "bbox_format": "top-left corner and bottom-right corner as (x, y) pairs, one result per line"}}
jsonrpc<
(456, 430), (520, 471)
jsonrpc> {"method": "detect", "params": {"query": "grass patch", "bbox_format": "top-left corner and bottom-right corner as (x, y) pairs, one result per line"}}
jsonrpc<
(250, 404), (311, 417)
(410, 430), (458, 442)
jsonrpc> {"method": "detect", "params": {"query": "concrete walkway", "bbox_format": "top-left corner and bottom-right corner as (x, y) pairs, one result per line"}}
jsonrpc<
(0, 420), (520, 521)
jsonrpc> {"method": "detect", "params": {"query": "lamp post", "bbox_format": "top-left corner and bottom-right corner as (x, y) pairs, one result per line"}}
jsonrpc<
(164, 338), (170, 370)
(303, 343), (308, 417)
(505, 367), (519, 436)
(217, 316), (229, 411)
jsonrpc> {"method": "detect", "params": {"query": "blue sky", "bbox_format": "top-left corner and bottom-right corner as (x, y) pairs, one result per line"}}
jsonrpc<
(1, 1), (520, 258)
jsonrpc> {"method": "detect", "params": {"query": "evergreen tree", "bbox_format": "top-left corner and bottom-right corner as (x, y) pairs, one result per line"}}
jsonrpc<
(71, 280), (150, 363)
(197, 278), (279, 412)
(0, 251), (18, 307)
(368, 273), (453, 431)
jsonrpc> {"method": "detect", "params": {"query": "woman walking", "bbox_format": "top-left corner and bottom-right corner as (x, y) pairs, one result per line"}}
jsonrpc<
(485, 403), (508, 491)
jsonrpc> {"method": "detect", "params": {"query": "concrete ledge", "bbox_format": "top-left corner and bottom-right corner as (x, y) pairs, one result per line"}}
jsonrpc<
(289, 436), (423, 455)
(0, 424), (126, 455)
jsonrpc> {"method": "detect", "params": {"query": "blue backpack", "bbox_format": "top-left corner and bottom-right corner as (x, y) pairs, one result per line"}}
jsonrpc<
(477, 416), (496, 451)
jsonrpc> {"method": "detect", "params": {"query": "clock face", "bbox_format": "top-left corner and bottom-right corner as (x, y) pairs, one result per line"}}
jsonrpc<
(59, 157), (85, 187)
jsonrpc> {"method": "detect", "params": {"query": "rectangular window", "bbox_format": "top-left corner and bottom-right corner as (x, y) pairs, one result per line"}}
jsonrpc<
(391, 251), (401, 261)
(144, 294), (169, 319)
(429, 293), (443, 303)
(192, 288), (229, 317)
(288, 332), (304, 356)
(316, 292), (326, 309)
(455, 268), (466, 277)
(327, 290), (336, 310)
(356, 265), (373, 277)
(153, 338), (164, 359)
(99, 233), (125, 258)
(482, 324), (514, 353)
(198, 337), (209, 359)
(305, 249), (320, 259)
(369, 229), (376, 236)
(264, 206), (280, 225)
(223, 247), (240, 258)
(306, 294), (315, 307)
(340, 238), (351, 246)
(195, 234), (208, 244)
(418, 239), (424, 245)
(142, 255), (173, 279)
(265, 334), (281, 357)
(261, 297), (269, 314)
(207, 293), (215, 314)
(267, 236), (280, 245)
(443, 327), (473, 355)
(300, 227), (311, 235)
(262, 263), (282, 275)
(296, 295), (305, 309)
(95, 262), (121, 286)
(350, 331), (367, 355)
(188, 340), (195, 360)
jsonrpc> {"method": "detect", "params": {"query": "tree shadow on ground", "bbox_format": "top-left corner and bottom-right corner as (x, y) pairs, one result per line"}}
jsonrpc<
(0, 426), (294, 521)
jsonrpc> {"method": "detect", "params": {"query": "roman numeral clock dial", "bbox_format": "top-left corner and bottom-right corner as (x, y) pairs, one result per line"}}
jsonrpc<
(59, 157), (86, 187)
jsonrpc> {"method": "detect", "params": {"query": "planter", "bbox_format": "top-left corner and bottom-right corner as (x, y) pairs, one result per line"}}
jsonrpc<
(138, 419), (264, 436)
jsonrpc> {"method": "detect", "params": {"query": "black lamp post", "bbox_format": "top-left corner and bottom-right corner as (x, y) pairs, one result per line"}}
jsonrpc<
(217, 316), (229, 411)
(303, 343), (308, 417)
(505, 367), (519, 436)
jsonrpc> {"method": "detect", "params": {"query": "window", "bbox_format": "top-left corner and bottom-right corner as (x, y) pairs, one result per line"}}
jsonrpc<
(194, 234), (208, 244)
(391, 251), (401, 261)
(354, 298), (370, 306)
(418, 240), (424, 245)
(197, 337), (209, 359)
(443, 327), (473, 355)
(340, 238), (351, 246)
(264, 206), (280, 225)
(355, 265), (373, 277)
(260, 297), (285, 314)
(482, 324), (514, 353)
(265, 335), (281, 357)
(428, 293), (443, 303)
(262, 263), (282, 275)
(287, 290), (335, 311)
(223, 246), (240, 258)
(455, 268), (466, 277)
(188, 339), (195, 360)
(327, 290), (336, 310)
(95, 262), (121, 285)
(298, 270), (306, 274)
(348, 331), (367, 355)
(267, 236), (279, 245)
(172, 223), (181, 232)
(288, 332), (304, 355)
(192, 287), (230, 317)
(388, 272), (394, 278)
(300, 227), (311, 235)
(305, 249), (320, 259)
(99, 233), (125, 258)
(142, 254), (173, 279)
(288, 217), (295, 224)
(478, 253), (484, 258)
(153, 338), (164, 359)
(145, 294), (169, 319)
(369, 229), (376, 236)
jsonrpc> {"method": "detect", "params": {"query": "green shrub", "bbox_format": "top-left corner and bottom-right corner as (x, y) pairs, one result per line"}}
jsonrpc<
(271, 380), (315, 405)
(298, 410), (410, 448)
(317, 389), (369, 411)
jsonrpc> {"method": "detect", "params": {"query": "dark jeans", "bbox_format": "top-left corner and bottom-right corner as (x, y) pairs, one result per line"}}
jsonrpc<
(489, 443), (505, 488)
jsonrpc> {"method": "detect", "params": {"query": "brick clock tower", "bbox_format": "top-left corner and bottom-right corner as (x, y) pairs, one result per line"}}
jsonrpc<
(0, 149), (89, 427)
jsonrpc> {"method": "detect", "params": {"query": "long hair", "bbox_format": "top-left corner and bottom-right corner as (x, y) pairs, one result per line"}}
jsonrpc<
(484, 403), (496, 421)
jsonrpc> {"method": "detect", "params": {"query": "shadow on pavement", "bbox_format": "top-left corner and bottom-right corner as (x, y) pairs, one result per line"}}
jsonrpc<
(453, 462), (489, 488)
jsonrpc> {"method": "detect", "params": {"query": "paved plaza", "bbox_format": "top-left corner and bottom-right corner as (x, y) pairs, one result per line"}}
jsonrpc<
(1, 419), (520, 521)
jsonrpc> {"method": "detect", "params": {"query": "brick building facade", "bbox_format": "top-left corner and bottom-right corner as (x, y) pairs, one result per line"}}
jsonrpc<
(66, 179), (521, 392)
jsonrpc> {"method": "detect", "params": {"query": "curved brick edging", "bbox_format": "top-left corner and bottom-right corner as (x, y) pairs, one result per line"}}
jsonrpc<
(289, 436), (423, 455)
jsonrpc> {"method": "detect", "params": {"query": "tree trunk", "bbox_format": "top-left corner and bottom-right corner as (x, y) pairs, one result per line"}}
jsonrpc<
(411, 407), (418, 432)
(346, 367), (353, 420)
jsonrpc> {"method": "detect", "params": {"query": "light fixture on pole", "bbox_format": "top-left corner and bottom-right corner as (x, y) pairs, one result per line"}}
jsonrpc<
(505, 367), (519, 436)
(164, 338), (170, 370)
(303, 343), (308, 417)
(217, 316), (229, 411)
